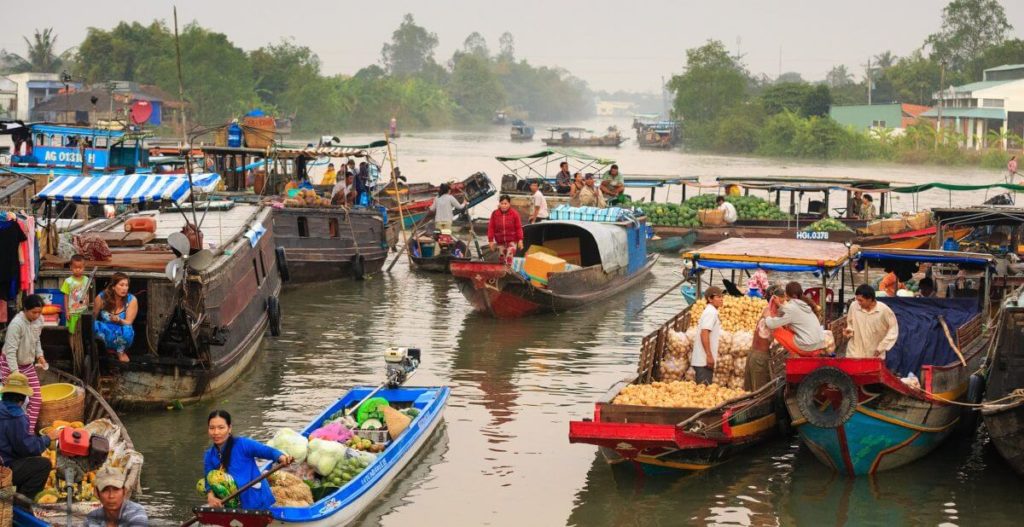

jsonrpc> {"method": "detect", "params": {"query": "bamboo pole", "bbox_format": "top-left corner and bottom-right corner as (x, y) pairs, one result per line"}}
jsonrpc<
(384, 136), (413, 271)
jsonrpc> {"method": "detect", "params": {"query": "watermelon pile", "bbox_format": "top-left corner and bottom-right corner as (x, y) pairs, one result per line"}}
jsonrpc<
(634, 195), (789, 228)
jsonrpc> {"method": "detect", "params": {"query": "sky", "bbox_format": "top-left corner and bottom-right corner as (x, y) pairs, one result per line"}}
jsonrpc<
(2, 0), (1023, 93)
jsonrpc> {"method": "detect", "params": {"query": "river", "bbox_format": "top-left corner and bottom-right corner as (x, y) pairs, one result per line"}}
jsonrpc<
(123, 121), (1022, 526)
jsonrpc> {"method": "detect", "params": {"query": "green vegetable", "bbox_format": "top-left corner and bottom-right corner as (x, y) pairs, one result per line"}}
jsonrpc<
(803, 218), (853, 232)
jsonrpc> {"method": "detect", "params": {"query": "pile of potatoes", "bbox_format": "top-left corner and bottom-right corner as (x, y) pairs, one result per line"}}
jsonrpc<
(613, 380), (747, 409)
(283, 189), (332, 208)
(689, 296), (767, 333)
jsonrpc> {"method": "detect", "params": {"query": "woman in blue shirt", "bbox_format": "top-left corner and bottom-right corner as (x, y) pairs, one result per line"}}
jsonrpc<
(204, 410), (293, 509)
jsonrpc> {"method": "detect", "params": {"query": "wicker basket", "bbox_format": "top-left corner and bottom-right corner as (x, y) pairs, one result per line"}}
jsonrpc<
(880, 217), (906, 235)
(698, 208), (726, 226)
(36, 386), (85, 433)
(905, 211), (931, 231)
(0, 466), (11, 527)
(243, 116), (276, 149)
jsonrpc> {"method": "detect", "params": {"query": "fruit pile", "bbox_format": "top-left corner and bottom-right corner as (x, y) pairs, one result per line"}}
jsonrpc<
(346, 435), (385, 454)
(282, 189), (333, 208)
(321, 456), (372, 489)
(635, 195), (788, 228)
(689, 296), (768, 332)
(804, 218), (853, 232)
(613, 380), (747, 409)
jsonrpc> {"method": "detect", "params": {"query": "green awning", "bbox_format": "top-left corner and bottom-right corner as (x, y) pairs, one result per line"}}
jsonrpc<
(495, 148), (615, 165)
(890, 182), (1024, 193)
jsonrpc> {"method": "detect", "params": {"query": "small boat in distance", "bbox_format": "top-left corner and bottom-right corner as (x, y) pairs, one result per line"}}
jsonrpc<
(510, 120), (534, 142)
(542, 126), (625, 148)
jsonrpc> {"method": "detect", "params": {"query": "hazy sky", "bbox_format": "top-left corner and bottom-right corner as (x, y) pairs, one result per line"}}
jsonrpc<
(2, 0), (1022, 93)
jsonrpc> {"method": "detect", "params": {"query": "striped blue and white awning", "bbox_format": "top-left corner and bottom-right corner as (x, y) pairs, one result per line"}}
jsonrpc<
(35, 173), (222, 204)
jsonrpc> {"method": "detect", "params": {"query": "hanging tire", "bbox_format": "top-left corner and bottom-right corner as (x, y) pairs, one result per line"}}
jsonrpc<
(957, 373), (986, 435)
(796, 367), (858, 429)
(276, 246), (290, 283)
(267, 296), (282, 337)
(351, 254), (366, 281)
(774, 386), (794, 436)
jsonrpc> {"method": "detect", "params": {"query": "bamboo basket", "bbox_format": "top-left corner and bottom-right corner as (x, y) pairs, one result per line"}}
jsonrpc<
(905, 211), (931, 231)
(0, 466), (11, 527)
(36, 387), (85, 432)
(880, 217), (906, 235)
(698, 209), (726, 226)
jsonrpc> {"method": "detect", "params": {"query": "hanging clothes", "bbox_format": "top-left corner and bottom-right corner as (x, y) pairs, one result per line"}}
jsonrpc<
(0, 221), (27, 300)
(18, 217), (35, 294)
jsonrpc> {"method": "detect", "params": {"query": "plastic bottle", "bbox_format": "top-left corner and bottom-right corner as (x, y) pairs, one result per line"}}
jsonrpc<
(227, 122), (243, 148)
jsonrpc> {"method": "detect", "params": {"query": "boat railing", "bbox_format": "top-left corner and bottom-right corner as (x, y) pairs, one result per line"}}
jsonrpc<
(638, 305), (692, 383)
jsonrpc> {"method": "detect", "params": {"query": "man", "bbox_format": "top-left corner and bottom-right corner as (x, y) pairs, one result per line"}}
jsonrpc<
(844, 284), (899, 359)
(0, 373), (59, 503)
(1008, 155), (1018, 184)
(528, 180), (548, 224)
(554, 161), (573, 195)
(716, 196), (738, 224)
(917, 277), (936, 298)
(84, 466), (148, 527)
(692, 287), (723, 385)
(429, 183), (466, 232)
(860, 194), (877, 220)
(331, 172), (356, 206)
(599, 164), (625, 204)
(575, 174), (606, 207)
(848, 191), (862, 219)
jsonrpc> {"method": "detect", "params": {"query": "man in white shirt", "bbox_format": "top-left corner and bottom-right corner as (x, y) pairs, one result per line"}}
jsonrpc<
(692, 286), (724, 385)
(716, 196), (738, 224)
(429, 183), (466, 231)
(528, 180), (548, 224)
(844, 285), (899, 359)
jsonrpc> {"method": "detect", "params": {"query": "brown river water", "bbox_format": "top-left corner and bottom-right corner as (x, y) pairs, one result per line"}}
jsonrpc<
(124, 121), (1023, 526)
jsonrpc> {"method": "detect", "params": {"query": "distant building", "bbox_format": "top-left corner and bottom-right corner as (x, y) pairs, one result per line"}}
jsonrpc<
(921, 64), (1024, 149)
(830, 103), (931, 133)
(0, 76), (16, 118)
(30, 81), (185, 131)
(596, 100), (637, 117)
(4, 72), (79, 121)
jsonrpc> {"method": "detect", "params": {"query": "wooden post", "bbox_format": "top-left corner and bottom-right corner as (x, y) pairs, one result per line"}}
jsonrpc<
(384, 136), (413, 270)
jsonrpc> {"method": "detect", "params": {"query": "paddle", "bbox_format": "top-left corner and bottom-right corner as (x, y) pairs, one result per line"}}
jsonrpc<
(937, 315), (967, 367)
(180, 463), (286, 527)
(636, 276), (690, 315)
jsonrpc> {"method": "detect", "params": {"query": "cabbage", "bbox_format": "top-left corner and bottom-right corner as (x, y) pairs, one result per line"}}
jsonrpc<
(307, 438), (346, 476)
(268, 428), (309, 463)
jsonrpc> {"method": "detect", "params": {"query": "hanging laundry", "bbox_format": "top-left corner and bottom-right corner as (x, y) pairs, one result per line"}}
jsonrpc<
(0, 221), (27, 300)
(18, 216), (35, 294)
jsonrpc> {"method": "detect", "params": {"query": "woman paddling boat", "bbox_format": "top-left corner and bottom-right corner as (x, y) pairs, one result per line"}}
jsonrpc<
(204, 410), (294, 510)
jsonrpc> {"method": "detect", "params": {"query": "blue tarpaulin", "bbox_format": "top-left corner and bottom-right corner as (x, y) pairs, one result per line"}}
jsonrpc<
(858, 251), (993, 268)
(880, 297), (979, 377)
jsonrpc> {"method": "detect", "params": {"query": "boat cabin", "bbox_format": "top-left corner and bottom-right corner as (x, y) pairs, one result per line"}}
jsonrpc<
(6, 123), (150, 175)
(716, 176), (896, 220)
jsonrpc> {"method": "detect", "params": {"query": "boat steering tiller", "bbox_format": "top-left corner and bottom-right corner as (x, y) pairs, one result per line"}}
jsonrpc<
(385, 347), (420, 388)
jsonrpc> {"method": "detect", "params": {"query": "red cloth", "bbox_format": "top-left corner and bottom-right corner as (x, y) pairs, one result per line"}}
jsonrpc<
(773, 327), (824, 357)
(487, 208), (523, 245)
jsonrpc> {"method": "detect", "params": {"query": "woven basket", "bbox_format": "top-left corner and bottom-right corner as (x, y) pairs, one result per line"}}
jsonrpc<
(880, 218), (906, 235)
(0, 466), (11, 527)
(905, 211), (931, 231)
(37, 386), (85, 433)
(698, 209), (726, 226)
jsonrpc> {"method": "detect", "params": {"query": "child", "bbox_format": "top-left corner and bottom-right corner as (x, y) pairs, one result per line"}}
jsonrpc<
(60, 254), (90, 334)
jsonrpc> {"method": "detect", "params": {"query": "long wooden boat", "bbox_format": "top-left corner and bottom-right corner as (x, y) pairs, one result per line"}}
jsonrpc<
(450, 217), (656, 318)
(569, 307), (787, 474)
(786, 248), (992, 475)
(14, 367), (142, 527)
(541, 127), (625, 148)
(510, 121), (534, 142)
(647, 230), (697, 253)
(35, 174), (282, 407)
(982, 285), (1024, 475)
(407, 223), (490, 274)
(272, 205), (388, 282)
(193, 385), (450, 527)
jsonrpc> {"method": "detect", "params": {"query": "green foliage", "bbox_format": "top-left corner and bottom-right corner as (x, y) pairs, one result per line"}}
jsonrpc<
(381, 14), (439, 77)
(981, 149), (1012, 169)
(669, 40), (748, 127)
(713, 112), (761, 153)
(1, 28), (71, 74)
(448, 53), (505, 121)
(926, 0), (1013, 72)
(802, 85), (832, 117)
(761, 83), (810, 116)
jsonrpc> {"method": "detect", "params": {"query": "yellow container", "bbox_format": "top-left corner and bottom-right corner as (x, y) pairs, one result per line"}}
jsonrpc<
(40, 383), (76, 403)
(524, 252), (567, 288)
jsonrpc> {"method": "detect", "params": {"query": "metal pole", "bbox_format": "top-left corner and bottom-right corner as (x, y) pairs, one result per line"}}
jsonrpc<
(173, 7), (188, 142)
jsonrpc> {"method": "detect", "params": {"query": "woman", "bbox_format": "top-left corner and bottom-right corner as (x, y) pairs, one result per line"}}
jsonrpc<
(486, 194), (524, 267)
(93, 273), (138, 363)
(879, 266), (902, 297)
(204, 410), (292, 510)
(568, 173), (585, 207)
(764, 281), (826, 357)
(746, 285), (782, 391)
(1, 294), (48, 432)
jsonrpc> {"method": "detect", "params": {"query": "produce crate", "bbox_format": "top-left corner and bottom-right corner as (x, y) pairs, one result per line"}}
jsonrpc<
(698, 209), (725, 226)
(353, 428), (390, 444)
(243, 116), (276, 149)
(905, 211), (931, 231)
(880, 217), (906, 235)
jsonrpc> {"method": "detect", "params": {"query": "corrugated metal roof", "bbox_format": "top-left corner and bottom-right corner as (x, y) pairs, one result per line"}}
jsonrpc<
(919, 107), (1006, 119)
(948, 80), (1013, 93)
(984, 64), (1024, 72)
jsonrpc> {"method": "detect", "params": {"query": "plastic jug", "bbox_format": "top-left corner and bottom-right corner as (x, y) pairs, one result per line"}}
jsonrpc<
(227, 122), (243, 148)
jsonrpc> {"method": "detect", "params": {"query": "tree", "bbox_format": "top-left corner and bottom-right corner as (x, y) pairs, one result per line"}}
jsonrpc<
(668, 40), (748, 127)
(776, 71), (805, 84)
(448, 53), (505, 119)
(75, 21), (173, 83)
(381, 14), (439, 76)
(966, 38), (1024, 80)
(462, 32), (489, 58)
(0, 28), (70, 73)
(250, 39), (320, 108)
(761, 83), (811, 115)
(826, 65), (854, 88)
(801, 84), (832, 117)
(926, 0), (1013, 72)
(873, 50), (897, 70)
(498, 32), (515, 62)
(886, 50), (942, 105)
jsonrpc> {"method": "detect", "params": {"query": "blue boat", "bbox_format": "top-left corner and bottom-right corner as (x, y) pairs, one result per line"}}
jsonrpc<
(785, 247), (993, 476)
(194, 384), (449, 527)
(4, 122), (152, 175)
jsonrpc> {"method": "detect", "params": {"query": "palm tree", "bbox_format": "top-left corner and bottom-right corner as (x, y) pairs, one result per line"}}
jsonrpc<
(873, 51), (896, 70)
(0, 28), (67, 73)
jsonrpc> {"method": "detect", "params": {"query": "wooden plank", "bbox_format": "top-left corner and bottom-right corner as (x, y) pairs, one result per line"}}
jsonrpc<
(91, 231), (156, 247)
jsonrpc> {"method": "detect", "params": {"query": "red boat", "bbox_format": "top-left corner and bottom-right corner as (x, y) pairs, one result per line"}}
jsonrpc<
(449, 218), (656, 318)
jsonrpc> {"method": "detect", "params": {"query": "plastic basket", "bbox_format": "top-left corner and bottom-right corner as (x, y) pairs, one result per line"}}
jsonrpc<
(353, 428), (390, 445)
(698, 209), (725, 226)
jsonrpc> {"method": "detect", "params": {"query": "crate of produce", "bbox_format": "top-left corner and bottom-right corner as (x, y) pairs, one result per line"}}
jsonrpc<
(880, 217), (906, 234)
(698, 208), (725, 226)
(905, 211), (931, 230)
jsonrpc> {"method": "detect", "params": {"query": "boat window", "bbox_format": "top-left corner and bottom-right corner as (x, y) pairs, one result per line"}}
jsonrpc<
(252, 257), (263, 285)
(258, 249), (267, 279)
(298, 217), (309, 238)
(329, 218), (339, 238)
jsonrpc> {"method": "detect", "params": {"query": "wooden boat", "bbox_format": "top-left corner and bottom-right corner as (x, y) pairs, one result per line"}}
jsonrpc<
(510, 120), (534, 142)
(193, 384), (450, 527)
(4, 123), (151, 175)
(982, 284), (1024, 475)
(35, 174), (282, 407)
(569, 307), (788, 474)
(407, 223), (490, 274)
(14, 367), (142, 527)
(380, 172), (496, 230)
(635, 120), (681, 149)
(542, 127), (625, 148)
(785, 248), (993, 476)
(646, 230), (697, 253)
(450, 214), (657, 318)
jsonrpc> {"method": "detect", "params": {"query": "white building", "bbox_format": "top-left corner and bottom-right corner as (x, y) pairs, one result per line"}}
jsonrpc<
(4, 72), (80, 121)
(0, 76), (16, 118)
(922, 64), (1024, 149)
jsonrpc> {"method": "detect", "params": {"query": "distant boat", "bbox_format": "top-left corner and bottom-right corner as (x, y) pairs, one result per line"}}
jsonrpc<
(493, 110), (508, 125)
(510, 119), (534, 142)
(636, 120), (681, 149)
(542, 126), (625, 147)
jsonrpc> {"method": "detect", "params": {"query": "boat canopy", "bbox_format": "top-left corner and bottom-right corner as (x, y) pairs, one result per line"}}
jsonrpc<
(932, 207), (1024, 226)
(683, 238), (855, 272)
(890, 182), (1024, 193)
(540, 174), (697, 189)
(29, 123), (127, 139)
(717, 176), (896, 191)
(36, 173), (221, 204)
(856, 248), (995, 268)
(495, 148), (614, 164)
(547, 127), (589, 132)
(524, 220), (629, 273)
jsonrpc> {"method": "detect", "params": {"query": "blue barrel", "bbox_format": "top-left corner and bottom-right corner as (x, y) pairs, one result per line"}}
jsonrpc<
(942, 237), (960, 251)
(227, 122), (243, 148)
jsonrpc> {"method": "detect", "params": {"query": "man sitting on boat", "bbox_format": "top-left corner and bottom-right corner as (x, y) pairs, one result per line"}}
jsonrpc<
(573, 173), (606, 208)
(429, 183), (467, 232)
(555, 162), (573, 195)
(844, 285), (899, 359)
(84, 466), (148, 527)
(716, 196), (738, 224)
(0, 373), (60, 503)
(331, 172), (356, 206)
(763, 282), (825, 357)
(599, 164), (626, 204)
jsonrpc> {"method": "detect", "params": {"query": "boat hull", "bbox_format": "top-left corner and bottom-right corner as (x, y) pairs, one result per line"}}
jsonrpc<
(647, 231), (697, 253)
(982, 300), (1024, 475)
(273, 207), (388, 283)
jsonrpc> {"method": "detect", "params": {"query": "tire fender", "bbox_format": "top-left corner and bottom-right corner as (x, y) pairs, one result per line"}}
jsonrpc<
(267, 296), (282, 337)
(796, 366), (858, 429)
(351, 254), (366, 281)
(275, 246), (290, 283)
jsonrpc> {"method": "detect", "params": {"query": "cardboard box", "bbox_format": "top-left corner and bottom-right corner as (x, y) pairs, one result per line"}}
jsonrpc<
(526, 245), (557, 257)
(542, 237), (582, 266)
(523, 252), (567, 288)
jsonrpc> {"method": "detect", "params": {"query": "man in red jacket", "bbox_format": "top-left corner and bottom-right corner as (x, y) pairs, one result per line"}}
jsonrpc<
(487, 194), (524, 266)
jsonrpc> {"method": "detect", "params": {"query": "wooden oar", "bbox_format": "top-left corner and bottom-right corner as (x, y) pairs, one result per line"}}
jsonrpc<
(938, 315), (967, 367)
(180, 463), (286, 527)
(636, 276), (689, 315)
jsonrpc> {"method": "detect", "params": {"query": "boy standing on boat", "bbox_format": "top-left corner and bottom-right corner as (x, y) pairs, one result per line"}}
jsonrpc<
(61, 254), (90, 334)
(693, 287), (723, 385)
(844, 285), (899, 359)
